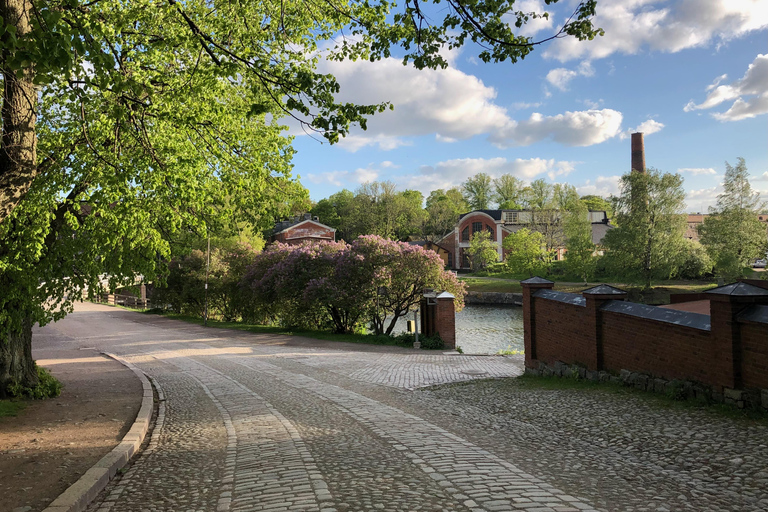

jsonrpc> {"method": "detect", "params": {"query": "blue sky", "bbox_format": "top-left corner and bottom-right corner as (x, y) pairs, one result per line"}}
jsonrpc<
(289, 0), (768, 213)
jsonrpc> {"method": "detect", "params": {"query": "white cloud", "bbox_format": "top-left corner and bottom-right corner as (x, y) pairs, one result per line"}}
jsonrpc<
(686, 186), (723, 212)
(754, 171), (768, 182)
(512, 101), (543, 110)
(305, 165), (382, 187)
(685, 54), (768, 121)
(619, 118), (665, 139)
(397, 157), (577, 195)
(491, 109), (623, 148)
(545, 61), (594, 91)
(301, 56), (625, 151)
(544, 0), (768, 63)
(317, 56), (510, 151)
(506, 0), (555, 37)
(576, 175), (622, 198)
(678, 167), (717, 175)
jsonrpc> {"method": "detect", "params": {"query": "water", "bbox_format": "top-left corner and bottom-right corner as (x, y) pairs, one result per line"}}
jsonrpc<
(387, 305), (524, 355)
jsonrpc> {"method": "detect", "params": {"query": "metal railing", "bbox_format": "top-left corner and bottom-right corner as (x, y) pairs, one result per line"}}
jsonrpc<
(93, 293), (151, 310)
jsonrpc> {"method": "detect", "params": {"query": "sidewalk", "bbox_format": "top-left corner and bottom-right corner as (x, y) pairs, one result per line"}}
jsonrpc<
(0, 321), (143, 512)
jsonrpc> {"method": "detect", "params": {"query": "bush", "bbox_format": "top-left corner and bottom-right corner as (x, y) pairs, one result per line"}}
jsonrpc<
(7, 366), (62, 399)
(419, 333), (445, 350)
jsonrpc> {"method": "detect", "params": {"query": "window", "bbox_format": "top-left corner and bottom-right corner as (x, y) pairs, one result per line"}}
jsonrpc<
(503, 211), (519, 224)
(472, 222), (482, 234)
(485, 224), (495, 241)
(448, 253), (453, 268)
(461, 226), (470, 241)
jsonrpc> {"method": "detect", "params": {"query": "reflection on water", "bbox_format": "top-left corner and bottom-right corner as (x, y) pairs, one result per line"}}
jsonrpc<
(387, 305), (524, 355)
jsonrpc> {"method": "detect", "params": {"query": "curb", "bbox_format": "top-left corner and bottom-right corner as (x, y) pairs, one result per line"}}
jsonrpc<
(42, 352), (154, 512)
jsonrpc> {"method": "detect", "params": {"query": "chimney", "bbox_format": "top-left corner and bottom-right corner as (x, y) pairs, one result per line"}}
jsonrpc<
(631, 132), (645, 173)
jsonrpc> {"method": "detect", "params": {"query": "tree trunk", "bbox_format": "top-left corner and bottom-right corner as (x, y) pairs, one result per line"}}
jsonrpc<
(0, 314), (37, 398)
(0, 0), (38, 225)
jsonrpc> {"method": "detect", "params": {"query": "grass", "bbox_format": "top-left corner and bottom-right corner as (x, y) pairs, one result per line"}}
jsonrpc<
(460, 274), (721, 305)
(145, 312), (418, 348)
(0, 400), (27, 418)
(517, 374), (768, 422)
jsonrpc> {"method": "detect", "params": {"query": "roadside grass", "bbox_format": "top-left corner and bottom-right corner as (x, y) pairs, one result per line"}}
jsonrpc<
(143, 312), (416, 348)
(516, 374), (768, 422)
(0, 400), (27, 418)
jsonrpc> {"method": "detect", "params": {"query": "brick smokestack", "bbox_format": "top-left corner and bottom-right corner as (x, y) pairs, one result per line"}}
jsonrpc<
(631, 132), (645, 173)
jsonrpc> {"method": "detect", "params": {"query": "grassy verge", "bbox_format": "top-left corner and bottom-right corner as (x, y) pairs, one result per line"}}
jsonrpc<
(145, 312), (418, 348)
(0, 400), (27, 418)
(517, 374), (768, 422)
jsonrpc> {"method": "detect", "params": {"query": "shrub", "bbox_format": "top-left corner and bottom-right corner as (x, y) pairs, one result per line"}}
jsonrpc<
(7, 366), (62, 399)
(419, 333), (445, 350)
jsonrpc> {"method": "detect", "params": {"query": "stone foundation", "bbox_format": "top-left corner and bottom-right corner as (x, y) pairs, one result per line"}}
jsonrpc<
(526, 361), (768, 411)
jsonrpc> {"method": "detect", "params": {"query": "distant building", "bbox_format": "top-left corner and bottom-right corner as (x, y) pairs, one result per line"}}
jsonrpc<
(685, 213), (768, 242)
(436, 209), (612, 270)
(270, 213), (336, 245)
(407, 240), (453, 267)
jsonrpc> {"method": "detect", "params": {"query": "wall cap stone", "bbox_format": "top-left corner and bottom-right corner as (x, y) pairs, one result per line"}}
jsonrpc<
(521, 276), (554, 285)
(705, 282), (768, 296)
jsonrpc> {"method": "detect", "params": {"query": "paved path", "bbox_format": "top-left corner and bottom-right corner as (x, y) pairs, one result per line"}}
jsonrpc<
(36, 303), (768, 512)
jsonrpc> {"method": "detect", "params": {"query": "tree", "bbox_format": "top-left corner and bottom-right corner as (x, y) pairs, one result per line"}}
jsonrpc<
(502, 228), (546, 277)
(424, 188), (469, 241)
(462, 173), (495, 210)
(466, 231), (499, 271)
(494, 175), (524, 209)
(602, 169), (688, 289)
(519, 179), (562, 266)
(699, 158), (767, 278)
(580, 194), (614, 220)
(349, 236), (465, 335)
(0, 0), (600, 393)
(563, 203), (595, 283)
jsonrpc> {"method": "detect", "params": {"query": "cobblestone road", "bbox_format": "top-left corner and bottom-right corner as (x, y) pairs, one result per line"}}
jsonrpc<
(38, 303), (768, 512)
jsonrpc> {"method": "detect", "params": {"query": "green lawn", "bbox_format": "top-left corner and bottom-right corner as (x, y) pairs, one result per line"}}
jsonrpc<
(0, 400), (27, 418)
(460, 276), (721, 304)
(146, 312), (418, 348)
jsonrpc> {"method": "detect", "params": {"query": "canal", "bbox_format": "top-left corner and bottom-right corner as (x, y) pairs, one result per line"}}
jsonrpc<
(390, 304), (524, 355)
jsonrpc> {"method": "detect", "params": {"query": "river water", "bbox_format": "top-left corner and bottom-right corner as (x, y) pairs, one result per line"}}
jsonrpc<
(389, 305), (524, 355)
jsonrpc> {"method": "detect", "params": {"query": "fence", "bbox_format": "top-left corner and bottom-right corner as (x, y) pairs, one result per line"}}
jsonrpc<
(92, 293), (151, 310)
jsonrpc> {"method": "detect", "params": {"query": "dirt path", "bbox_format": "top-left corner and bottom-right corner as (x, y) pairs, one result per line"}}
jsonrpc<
(0, 316), (142, 512)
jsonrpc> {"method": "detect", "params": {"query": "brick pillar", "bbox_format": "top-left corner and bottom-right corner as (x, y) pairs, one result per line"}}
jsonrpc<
(582, 285), (627, 371)
(631, 132), (645, 173)
(707, 283), (768, 390)
(434, 292), (456, 349)
(521, 277), (555, 369)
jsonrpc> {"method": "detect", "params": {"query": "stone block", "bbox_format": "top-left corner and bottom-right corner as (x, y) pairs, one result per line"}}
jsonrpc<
(598, 371), (610, 383)
(577, 366), (587, 379)
(586, 370), (599, 381)
(653, 378), (667, 394)
(620, 369), (632, 385)
(609, 376), (621, 385)
(724, 388), (744, 402)
(542, 366), (554, 377)
(634, 374), (649, 391)
(525, 368), (540, 377)
(762, 389), (768, 410)
(553, 361), (567, 376)
(693, 385), (711, 402)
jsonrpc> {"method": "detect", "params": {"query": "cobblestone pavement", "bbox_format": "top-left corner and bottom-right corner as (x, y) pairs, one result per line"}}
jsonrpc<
(38, 303), (768, 512)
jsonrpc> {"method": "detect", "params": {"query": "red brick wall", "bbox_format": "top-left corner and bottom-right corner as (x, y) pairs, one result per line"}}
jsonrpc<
(741, 322), (768, 389)
(600, 312), (717, 386)
(458, 213), (497, 242)
(531, 297), (594, 368)
(523, 283), (768, 392)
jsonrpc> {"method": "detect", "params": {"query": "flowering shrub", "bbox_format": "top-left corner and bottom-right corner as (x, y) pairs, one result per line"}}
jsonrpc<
(242, 236), (466, 334)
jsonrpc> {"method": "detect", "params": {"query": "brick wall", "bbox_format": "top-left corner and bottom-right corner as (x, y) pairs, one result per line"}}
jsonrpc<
(522, 279), (768, 394)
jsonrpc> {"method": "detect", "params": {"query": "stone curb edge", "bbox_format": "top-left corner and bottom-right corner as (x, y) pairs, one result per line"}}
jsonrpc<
(41, 352), (154, 512)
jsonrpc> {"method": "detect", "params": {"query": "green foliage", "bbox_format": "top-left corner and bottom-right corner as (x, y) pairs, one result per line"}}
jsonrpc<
(602, 169), (688, 289)
(674, 240), (714, 280)
(7, 367), (62, 400)
(580, 194), (614, 220)
(424, 188), (469, 241)
(494, 175), (524, 209)
(497, 345), (524, 355)
(503, 228), (546, 277)
(419, 333), (445, 350)
(563, 203), (596, 283)
(466, 231), (499, 271)
(151, 240), (262, 322)
(699, 158), (767, 279)
(462, 173), (494, 210)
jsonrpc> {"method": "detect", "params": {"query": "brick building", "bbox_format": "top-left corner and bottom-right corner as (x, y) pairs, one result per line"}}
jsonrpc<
(436, 209), (612, 269)
(269, 214), (336, 245)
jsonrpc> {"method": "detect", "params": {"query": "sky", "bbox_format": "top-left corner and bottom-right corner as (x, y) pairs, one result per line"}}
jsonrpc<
(288, 0), (768, 214)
